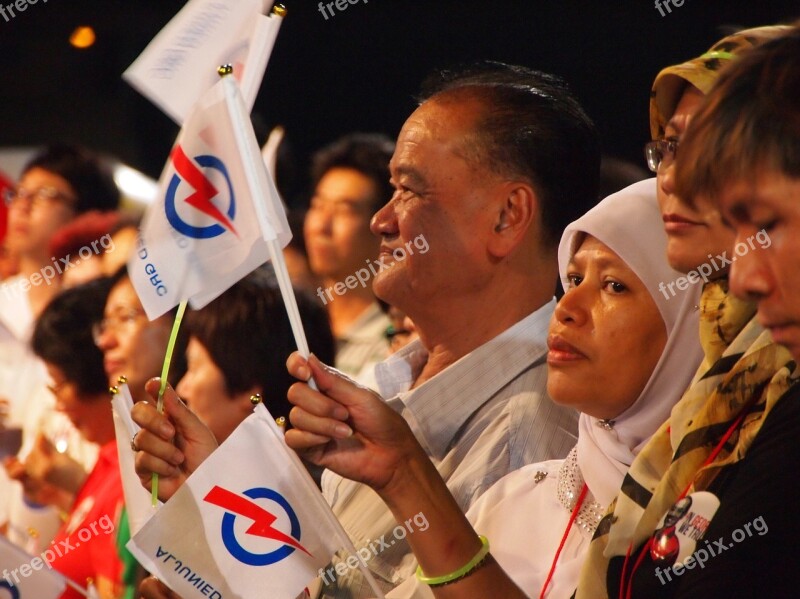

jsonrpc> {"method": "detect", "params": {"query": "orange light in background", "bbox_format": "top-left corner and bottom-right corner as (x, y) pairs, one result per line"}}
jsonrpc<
(69, 26), (96, 49)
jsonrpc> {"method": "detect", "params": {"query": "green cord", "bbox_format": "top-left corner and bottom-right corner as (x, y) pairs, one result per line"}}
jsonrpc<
(699, 50), (736, 61)
(415, 535), (490, 587)
(151, 300), (188, 507)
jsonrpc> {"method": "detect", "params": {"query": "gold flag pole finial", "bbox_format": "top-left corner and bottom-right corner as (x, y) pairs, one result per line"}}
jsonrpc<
(109, 386), (119, 395)
(272, 3), (287, 17)
(117, 375), (128, 385)
(218, 64), (234, 78)
(250, 393), (263, 406)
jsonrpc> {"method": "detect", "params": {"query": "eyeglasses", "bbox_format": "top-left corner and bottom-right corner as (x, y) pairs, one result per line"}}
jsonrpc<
(92, 309), (147, 345)
(3, 186), (76, 210)
(644, 139), (679, 173)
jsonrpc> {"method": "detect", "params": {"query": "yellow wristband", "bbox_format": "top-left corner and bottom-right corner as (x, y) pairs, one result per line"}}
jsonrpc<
(415, 535), (490, 587)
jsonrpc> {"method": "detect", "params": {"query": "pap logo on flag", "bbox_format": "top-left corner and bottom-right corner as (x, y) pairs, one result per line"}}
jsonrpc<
(203, 485), (312, 566)
(165, 145), (238, 239)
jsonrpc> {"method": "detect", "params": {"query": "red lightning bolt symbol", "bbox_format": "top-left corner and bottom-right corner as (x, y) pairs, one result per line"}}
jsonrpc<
(171, 145), (238, 236)
(204, 486), (312, 556)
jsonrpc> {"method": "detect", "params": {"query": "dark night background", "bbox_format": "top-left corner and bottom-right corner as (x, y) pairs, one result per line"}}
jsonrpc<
(1, 0), (798, 205)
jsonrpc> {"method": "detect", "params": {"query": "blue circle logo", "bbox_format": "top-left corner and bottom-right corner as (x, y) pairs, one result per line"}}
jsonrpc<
(165, 151), (237, 239)
(205, 485), (311, 567)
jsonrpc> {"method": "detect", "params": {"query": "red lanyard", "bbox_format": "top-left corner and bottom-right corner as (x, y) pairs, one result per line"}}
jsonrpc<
(618, 396), (758, 599)
(539, 483), (588, 599)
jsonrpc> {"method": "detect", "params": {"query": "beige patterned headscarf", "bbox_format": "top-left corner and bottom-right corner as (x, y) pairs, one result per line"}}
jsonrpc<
(649, 25), (791, 139)
(577, 281), (796, 598)
(578, 25), (797, 597)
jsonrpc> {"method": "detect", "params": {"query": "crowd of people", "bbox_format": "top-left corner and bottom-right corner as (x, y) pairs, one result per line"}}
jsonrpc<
(0, 20), (798, 599)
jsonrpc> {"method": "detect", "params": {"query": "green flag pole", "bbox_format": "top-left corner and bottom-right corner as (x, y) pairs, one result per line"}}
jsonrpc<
(151, 299), (188, 507)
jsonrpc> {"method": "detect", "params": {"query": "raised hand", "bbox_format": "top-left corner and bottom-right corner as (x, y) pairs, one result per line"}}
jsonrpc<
(285, 352), (423, 493)
(131, 378), (219, 501)
(139, 576), (182, 599)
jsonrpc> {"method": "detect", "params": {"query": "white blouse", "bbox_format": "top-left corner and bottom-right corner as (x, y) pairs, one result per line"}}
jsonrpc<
(387, 448), (605, 599)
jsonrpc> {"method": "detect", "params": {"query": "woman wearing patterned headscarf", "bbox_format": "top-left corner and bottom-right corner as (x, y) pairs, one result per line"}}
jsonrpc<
(577, 25), (797, 599)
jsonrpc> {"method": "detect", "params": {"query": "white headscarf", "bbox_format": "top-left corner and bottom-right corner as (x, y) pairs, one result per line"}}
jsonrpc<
(557, 178), (703, 506)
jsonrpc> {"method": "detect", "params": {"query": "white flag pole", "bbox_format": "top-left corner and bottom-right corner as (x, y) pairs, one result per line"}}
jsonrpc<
(220, 70), (319, 387)
(222, 71), (385, 597)
(240, 5), (286, 110)
(63, 577), (90, 598)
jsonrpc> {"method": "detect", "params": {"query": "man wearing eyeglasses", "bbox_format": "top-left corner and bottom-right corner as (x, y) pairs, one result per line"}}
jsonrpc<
(1, 145), (119, 321)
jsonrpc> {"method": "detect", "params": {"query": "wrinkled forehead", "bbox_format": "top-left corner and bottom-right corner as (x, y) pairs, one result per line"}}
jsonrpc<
(392, 97), (483, 167)
(566, 233), (624, 270)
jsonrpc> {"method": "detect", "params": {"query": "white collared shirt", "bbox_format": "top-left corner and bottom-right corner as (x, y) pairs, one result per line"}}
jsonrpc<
(334, 303), (391, 383)
(319, 299), (579, 598)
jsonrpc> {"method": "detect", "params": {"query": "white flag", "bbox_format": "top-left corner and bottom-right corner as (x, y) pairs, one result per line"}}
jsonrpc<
(127, 404), (371, 599)
(0, 534), (66, 599)
(111, 383), (160, 536)
(123, 0), (285, 124)
(129, 75), (291, 320)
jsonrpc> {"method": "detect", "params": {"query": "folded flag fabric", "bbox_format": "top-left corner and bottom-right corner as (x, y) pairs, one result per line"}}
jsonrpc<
(111, 383), (160, 536)
(0, 534), (67, 599)
(124, 0), (284, 124)
(127, 404), (371, 598)
(128, 75), (291, 319)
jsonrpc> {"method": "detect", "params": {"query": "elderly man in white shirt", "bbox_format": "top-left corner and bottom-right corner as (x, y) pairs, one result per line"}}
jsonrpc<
(308, 61), (601, 598)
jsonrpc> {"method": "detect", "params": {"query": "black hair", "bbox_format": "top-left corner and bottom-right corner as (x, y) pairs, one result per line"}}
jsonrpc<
(310, 133), (395, 213)
(32, 278), (112, 397)
(417, 60), (601, 247)
(184, 267), (335, 421)
(22, 144), (120, 214)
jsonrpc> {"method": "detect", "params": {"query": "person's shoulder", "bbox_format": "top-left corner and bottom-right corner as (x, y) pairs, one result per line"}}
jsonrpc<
(776, 379), (800, 403)
(752, 379), (800, 451)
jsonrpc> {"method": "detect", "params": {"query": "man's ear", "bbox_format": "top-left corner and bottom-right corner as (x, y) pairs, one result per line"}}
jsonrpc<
(487, 182), (539, 258)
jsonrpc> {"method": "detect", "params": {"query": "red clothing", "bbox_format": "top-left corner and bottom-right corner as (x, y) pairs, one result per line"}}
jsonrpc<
(0, 169), (11, 242)
(47, 441), (124, 598)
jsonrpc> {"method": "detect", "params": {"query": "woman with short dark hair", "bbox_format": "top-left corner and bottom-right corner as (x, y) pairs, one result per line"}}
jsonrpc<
(16, 279), (132, 599)
(177, 267), (335, 443)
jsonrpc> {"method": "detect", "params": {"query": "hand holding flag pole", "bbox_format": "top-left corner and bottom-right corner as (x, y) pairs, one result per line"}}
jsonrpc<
(217, 66), (393, 596)
(151, 300), (188, 506)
